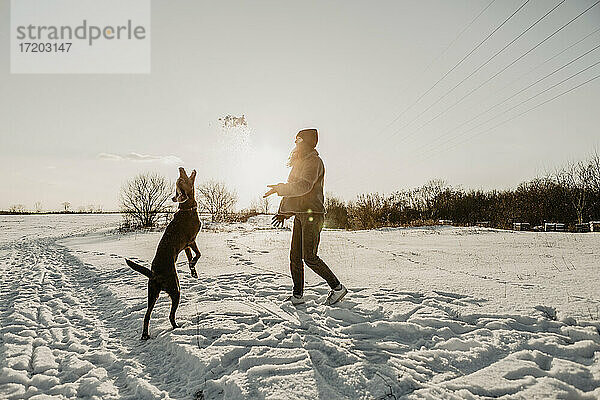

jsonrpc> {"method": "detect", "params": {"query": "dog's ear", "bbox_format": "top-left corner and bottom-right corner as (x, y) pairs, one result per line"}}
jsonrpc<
(189, 170), (196, 183)
(178, 167), (187, 178)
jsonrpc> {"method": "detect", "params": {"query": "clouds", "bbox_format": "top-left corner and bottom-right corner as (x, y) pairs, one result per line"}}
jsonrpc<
(98, 152), (183, 165)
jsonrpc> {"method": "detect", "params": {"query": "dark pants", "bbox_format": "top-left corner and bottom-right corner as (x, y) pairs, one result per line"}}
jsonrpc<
(290, 213), (340, 296)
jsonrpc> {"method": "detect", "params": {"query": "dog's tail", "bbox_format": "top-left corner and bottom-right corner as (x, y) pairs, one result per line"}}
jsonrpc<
(126, 259), (153, 279)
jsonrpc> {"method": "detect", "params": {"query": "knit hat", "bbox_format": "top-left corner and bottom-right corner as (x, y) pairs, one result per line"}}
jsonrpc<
(296, 128), (318, 148)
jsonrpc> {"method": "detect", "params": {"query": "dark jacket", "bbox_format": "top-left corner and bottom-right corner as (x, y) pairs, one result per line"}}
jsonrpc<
(277, 149), (325, 215)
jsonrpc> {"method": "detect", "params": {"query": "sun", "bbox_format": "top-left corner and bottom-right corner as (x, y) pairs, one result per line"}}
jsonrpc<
(214, 127), (289, 207)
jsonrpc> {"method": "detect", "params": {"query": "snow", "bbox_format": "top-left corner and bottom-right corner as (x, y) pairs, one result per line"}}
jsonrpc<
(0, 214), (599, 399)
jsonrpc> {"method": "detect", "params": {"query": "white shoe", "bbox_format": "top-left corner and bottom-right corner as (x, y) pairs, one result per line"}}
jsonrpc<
(325, 284), (347, 305)
(288, 294), (306, 305)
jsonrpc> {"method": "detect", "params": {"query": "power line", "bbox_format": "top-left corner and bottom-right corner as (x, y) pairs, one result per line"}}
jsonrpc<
(408, 24), (600, 149)
(420, 71), (600, 164)
(395, 0), (600, 146)
(473, 25), (600, 108)
(368, 0), (497, 136)
(389, 0), (569, 144)
(328, 1), (528, 187)
(376, 0), (529, 138)
(419, 60), (600, 161)
(412, 41), (600, 153)
(363, 62), (600, 193)
(342, 24), (600, 190)
(331, 1), (600, 189)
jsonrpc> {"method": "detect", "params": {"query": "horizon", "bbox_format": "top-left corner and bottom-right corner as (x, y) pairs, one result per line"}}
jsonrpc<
(0, 161), (596, 213)
(2, 0), (599, 211)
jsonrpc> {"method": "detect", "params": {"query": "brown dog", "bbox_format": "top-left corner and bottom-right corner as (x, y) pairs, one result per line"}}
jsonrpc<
(126, 167), (201, 340)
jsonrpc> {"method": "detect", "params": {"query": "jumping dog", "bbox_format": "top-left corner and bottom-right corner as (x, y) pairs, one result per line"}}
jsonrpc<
(126, 167), (201, 340)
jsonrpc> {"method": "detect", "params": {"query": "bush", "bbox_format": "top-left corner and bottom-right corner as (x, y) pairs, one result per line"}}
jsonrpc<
(223, 210), (260, 223)
(120, 172), (172, 229)
(324, 194), (349, 229)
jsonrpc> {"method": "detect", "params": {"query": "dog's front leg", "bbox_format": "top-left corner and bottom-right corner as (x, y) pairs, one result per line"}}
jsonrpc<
(184, 247), (198, 278)
(189, 242), (201, 272)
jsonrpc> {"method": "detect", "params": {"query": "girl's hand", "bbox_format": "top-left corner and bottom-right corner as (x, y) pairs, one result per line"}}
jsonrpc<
(264, 184), (282, 198)
(271, 214), (288, 228)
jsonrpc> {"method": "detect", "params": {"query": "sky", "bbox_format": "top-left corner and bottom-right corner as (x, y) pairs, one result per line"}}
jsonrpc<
(1, 0), (599, 211)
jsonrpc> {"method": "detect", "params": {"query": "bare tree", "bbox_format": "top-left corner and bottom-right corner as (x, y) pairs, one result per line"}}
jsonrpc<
(250, 195), (272, 214)
(61, 202), (71, 212)
(34, 201), (42, 213)
(590, 150), (600, 194)
(260, 195), (272, 214)
(420, 179), (448, 219)
(120, 172), (172, 228)
(555, 161), (593, 224)
(197, 180), (237, 222)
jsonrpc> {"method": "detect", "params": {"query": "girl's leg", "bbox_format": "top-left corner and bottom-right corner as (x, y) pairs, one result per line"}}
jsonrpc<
(300, 214), (340, 289)
(289, 216), (304, 296)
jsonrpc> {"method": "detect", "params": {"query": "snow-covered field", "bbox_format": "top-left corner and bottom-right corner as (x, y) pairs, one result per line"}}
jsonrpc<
(1, 214), (599, 399)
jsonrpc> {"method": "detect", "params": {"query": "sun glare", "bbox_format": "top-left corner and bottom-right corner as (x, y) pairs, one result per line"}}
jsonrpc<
(216, 123), (288, 208)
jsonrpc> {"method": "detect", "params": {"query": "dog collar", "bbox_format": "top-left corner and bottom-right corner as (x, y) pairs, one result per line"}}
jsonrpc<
(177, 206), (197, 212)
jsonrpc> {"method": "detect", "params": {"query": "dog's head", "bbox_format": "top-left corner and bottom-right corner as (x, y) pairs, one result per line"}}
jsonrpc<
(172, 167), (196, 203)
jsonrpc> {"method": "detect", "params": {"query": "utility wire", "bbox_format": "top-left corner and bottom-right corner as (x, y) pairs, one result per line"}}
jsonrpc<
(331, 1), (600, 188)
(350, 60), (600, 191)
(395, 0), (600, 146)
(419, 60), (600, 160)
(473, 25), (600, 108)
(375, 0), (529, 138)
(418, 71), (600, 165)
(368, 0), (497, 135)
(407, 25), (600, 149)
(328, 0), (524, 186)
(412, 41), (600, 153)
(389, 0), (568, 144)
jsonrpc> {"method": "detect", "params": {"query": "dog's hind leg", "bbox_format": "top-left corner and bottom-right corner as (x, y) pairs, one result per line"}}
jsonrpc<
(142, 280), (160, 340)
(166, 287), (180, 329)
(184, 247), (198, 278)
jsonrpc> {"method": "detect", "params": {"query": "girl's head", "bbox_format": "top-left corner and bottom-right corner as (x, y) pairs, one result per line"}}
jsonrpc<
(288, 128), (318, 167)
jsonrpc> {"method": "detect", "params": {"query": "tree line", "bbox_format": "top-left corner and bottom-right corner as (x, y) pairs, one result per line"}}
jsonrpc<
(325, 152), (600, 230)
(4, 202), (105, 214)
(119, 152), (600, 231)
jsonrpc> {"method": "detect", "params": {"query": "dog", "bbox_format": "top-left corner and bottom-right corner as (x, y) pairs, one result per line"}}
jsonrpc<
(126, 167), (201, 340)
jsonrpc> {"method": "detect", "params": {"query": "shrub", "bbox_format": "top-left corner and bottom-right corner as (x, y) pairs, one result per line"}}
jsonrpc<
(324, 194), (349, 229)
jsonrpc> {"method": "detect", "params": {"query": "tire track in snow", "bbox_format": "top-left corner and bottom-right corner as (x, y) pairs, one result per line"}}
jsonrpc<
(345, 235), (544, 292)
(219, 233), (600, 399)
(0, 239), (171, 399)
(64, 236), (408, 398)
(4, 227), (599, 399)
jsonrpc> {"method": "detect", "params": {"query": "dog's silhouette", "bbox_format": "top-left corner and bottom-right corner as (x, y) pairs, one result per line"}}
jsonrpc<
(126, 167), (201, 340)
